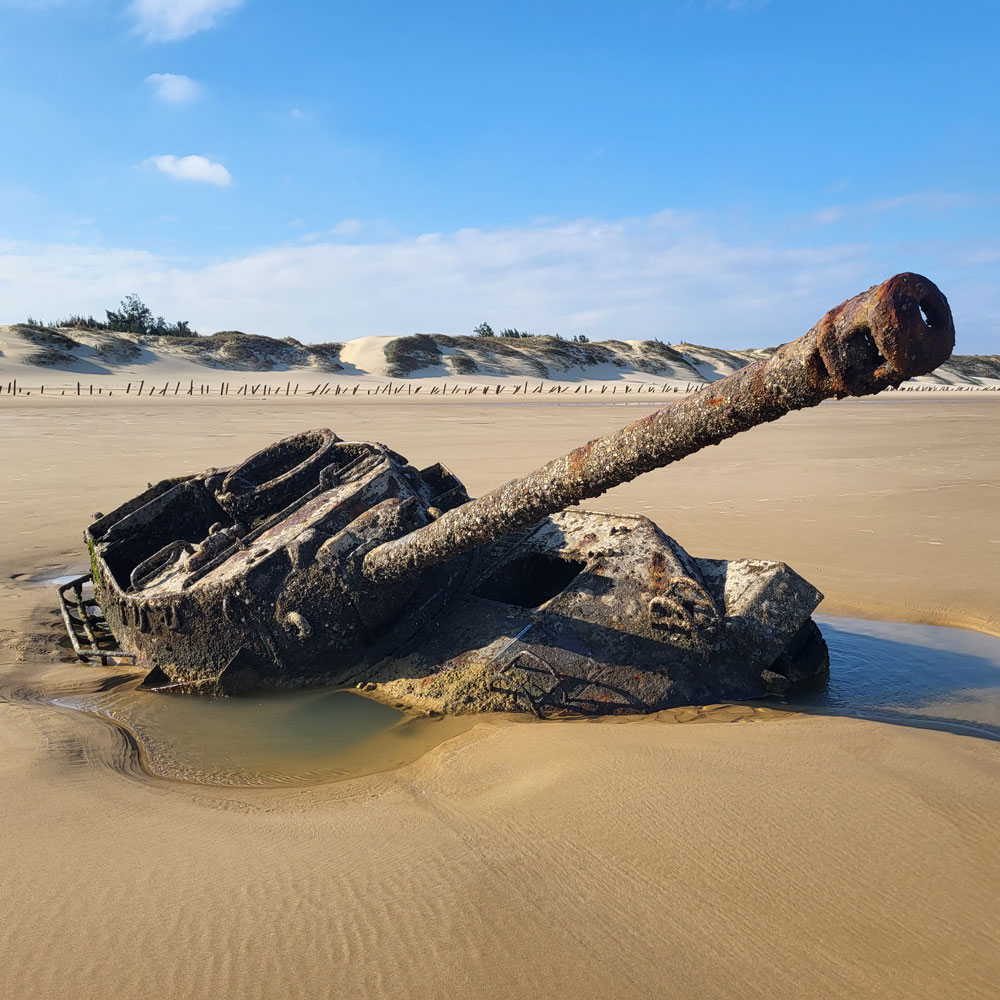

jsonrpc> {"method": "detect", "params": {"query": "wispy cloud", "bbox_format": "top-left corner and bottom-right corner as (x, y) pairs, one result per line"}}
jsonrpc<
(129, 0), (243, 42)
(699, 0), (771, 11)
(144, 154), (231, 186)
(0, 213), (993, 351)
(809, 191), (993, 227)
(810, 206), (847, 226)
(144, 72), (200, 104)
(866, 192), (978, 214)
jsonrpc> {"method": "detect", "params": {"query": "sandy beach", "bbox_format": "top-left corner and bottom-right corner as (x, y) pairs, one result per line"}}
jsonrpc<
(2, 392), (999, 999)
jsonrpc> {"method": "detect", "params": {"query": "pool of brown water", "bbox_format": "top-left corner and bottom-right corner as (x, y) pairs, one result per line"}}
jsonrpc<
(54, 616), (1000, 787)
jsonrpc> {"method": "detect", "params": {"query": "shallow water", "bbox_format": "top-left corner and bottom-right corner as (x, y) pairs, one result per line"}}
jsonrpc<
(806, 616), (1000, 738)
(56, 616), (1000, 787)
(13, 570), (89, 587)
(57, 684), (476, 786)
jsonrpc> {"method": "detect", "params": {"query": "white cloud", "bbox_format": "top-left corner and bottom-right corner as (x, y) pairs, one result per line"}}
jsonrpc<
(144, 72), (200, 104)
(144, 154), (231, 186)
(129, 0), (243, 42)
(0, 213), (994, 353)
(331, 219), (363, 236)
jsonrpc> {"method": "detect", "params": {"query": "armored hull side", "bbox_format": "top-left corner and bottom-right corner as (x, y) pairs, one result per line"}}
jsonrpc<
(84, 429), (828, 712)
(87, 430), (474, 693)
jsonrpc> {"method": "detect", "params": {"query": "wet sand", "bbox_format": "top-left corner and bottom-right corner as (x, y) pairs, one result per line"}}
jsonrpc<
(1, 394), (999, 998)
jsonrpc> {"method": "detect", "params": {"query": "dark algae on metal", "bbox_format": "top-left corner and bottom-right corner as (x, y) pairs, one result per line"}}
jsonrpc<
(63, 274), (955, 717)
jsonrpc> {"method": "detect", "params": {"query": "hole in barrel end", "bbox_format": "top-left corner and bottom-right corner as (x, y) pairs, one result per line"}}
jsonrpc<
(918, 297), (940, 329)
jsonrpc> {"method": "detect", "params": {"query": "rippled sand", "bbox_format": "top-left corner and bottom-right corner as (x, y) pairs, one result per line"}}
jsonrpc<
(1, 394), (999, 999)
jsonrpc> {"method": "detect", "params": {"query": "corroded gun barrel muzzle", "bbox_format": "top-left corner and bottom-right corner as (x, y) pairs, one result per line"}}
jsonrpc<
(363, 273), (954, 584)
(805, 271), (953, 397)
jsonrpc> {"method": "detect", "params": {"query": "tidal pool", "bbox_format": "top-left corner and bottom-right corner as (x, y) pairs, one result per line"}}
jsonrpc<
(804, 616), (1000, 738)
(56, 683), (476, 786)
(56, 617), (1000, 787)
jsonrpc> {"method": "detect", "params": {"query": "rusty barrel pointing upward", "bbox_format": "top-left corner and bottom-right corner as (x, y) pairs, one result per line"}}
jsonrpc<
(363, 272), (954, 584)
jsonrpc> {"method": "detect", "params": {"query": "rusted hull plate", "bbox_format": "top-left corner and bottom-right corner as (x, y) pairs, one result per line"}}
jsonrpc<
(79, 430), (828, 714)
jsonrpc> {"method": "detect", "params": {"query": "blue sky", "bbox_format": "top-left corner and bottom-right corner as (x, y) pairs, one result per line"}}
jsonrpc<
(0, 0), (997, 352)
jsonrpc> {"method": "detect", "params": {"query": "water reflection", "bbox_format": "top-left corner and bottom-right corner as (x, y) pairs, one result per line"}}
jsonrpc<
(801, 617), (1000, 738)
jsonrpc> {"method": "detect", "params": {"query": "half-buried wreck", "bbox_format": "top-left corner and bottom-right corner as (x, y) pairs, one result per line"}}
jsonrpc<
(62, 273), (955, 716)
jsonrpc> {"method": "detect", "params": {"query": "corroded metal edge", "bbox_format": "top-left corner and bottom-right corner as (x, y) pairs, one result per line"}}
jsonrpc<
(57, 574), (136, 666)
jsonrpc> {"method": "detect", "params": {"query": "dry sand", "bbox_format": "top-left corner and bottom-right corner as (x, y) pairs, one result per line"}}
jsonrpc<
(1, 392), (998, 999)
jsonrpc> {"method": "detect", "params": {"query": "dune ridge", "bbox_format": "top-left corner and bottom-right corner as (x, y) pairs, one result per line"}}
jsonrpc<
(2, 322), (998, 389)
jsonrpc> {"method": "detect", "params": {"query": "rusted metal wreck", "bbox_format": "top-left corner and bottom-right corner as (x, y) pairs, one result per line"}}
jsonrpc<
(61, 273), (954, 716)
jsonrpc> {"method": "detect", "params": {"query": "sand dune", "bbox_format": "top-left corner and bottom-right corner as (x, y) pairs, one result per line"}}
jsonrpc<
(1, 394), (998, 999)
(3, 322), (998, 391)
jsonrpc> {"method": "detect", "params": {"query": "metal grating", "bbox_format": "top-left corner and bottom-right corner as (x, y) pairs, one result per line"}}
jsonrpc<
(57, 574), (136, 666)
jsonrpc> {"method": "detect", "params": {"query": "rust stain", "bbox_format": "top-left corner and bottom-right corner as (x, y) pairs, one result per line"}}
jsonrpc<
(566, 440), (595, 477)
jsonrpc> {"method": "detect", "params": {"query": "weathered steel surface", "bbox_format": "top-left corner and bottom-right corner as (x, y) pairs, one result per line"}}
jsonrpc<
(81, 435), (830, 711)
(71, 273), (954, 715)
(85, 434), (474, 694)
(366, 510), (829, 717)
(363, 272), (954, 583)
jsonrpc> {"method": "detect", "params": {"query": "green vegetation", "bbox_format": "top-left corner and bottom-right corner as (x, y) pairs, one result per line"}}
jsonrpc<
(105, 293), (194, 337)
(473, 322), (589, 344)
(55, 314), (106, 330)
(12, 324), (81, 366)
(163, 331), (341, 371)
(28, 295), (195, 337)
(305, 342), (345, 372)
(448, 353), (478, 375)
(94, 335), (142, 363)
(384, 334), (442, 377)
